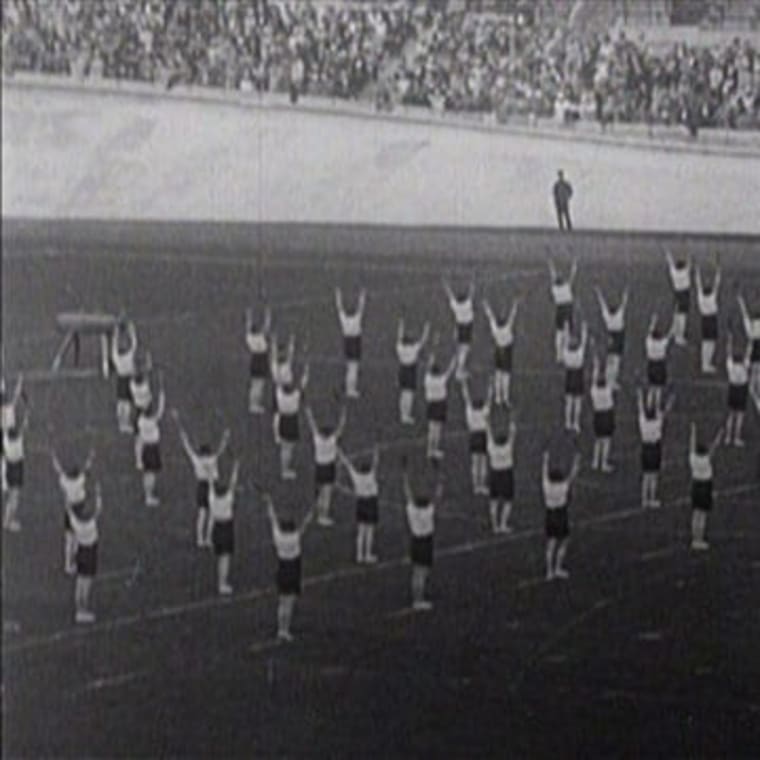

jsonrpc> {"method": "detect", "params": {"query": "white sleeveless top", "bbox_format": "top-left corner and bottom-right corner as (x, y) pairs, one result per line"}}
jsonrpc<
(130, 380), (152, 410)
(424, 373), (447, 401)
(727, 358), (749, 385)
(638, 414), (663, 443)
(137, 415), (160, 444)
(646, 335), (668, 361)
(671, 266), (690, 291)
(69, 512), (98, 545)
(543, 479), (569, 509)
(397, 342), (420, 365)
(465, 405), (488, 432)
(272, 359), (294, 387)
(564, 344), (584, 369)
(406, 501), (434, 536)
(209, 488), (234, 521)
(339, 311), (362, 337)
(192, 454), (218, 482)
(276, 386), (300, 415)
(273, 527), (301, 559)
(697, 289), (718, 316)
(60, 473), (86, 505)
(112, 348), (136, 376)
(487, 439), (513, 470)
(451, 298), (473, 324)
(551, 281), (572, 305)
(591, 384), (613, 411)
(491, 322), (513, 347)
(353, 470), (378, 498)
(246, 332), (267, 353)
(1, 403), (16, 431)
(3, 432), (23, 462)
(603, 308), (624, 331)
(313, 433), (337, 464)
(689, 452), (712, 481)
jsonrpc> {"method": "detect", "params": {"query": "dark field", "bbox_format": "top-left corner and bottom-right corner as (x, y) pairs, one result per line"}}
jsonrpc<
(2, 221), (760, 758)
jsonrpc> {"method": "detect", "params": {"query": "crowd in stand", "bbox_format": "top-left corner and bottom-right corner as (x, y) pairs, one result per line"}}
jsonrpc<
(2, 0), (759, 130)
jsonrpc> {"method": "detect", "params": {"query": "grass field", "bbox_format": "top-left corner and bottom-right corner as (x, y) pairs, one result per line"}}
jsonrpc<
(2, 221), (760, 758)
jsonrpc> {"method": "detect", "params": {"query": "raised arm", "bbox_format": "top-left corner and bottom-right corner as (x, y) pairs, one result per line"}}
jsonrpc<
(334, 287), (344, 315)
(419, 322), (430, 349)
(401, 459), (413, 504)
(83, 448), (96, 474)
(264, 493), (277, 529)
(442, 278), (454, 305)
(568, 453), (581, 483)
(444, 352), (458, 381)
(262, 307), (272, 334)
(11, 374), (24, 406)
(459, 378), (472, 409)
(709, 426), (723, 457)
(547, 259), (557, 283)
(51, 450), (64, 478)
(300, 363), (310, 392)
(541, 451), (550, 485)
(245, 308), (253, 334)
(358, 288), (367, 316)
(300, 507), (315, 535)
(215, 428), (231, 459)
(229, 459), (241, 494)
(94, 481), (104, 519)
(690, 422), (697, 455)
(335, 407), (347, 438)
(648, 312), (658, 335)
(286, 334), (296, 364)
(305, 405), (318, 436)
(337, 448), (357, 479)
(371, 444), (380, 473)
(580, 322), (589, 352)
(595, 287), (610, 320)
(636, 388), (645, 417)
(737, 295), (751, 336)
(155, 388), (166, 421)
(396, 318), (405, 346)
(172, 411), (196, 460)
(507, 297), (520, 328)
(569, 259), (578, 287)
(695, 264), (703, 293)
(664, 248), (675, 272)
(483, 298), (496, 331)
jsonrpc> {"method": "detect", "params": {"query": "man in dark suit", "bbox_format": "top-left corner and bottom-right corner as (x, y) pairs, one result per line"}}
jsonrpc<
(553, 170), (573, 231)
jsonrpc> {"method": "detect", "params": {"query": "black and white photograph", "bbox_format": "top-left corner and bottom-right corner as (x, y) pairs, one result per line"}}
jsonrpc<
(2, 0), (760, 756)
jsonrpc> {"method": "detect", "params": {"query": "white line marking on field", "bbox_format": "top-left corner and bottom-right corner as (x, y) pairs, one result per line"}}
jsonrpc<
(640, 547), (679, 562)
(637, 631), (665, 642)
(248, 640), (280, 655)
(73, 669), (148, 695)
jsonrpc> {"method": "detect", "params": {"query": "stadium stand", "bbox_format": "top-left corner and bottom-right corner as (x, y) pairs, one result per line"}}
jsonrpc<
(2, 0), (758, 130)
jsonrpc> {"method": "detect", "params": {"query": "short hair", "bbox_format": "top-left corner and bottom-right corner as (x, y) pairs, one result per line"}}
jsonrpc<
(280, 518), (297, 533)
(548, 468), (564, 482)
(199, 443), (212, 456)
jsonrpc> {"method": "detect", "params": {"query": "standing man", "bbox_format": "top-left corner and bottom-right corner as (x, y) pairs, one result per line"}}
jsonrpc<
(553, 170), (573, 231)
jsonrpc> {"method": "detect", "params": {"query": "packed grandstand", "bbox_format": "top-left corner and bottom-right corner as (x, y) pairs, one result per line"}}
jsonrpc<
(2, 0), (759, 130)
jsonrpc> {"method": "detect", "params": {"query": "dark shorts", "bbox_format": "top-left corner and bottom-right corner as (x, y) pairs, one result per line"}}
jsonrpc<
(456, 322), (473, 345)
(555, 303), (573, 330)
(344, 335), (362, 361)
(5, 460), (23, 488)
(565, 368), (584, 396)
(593, 409), (615, 438)
(608, 330), (625, 356)
(701, 314), (718, 341)
(489, 468), (514, 500)
(398, 363), (417, 391)
(410, 535), (434, 567)
(249, 351), (268, 378)
(141, 443), (162, 473)
(641, 441), (662, 473)
(545, 507), (569, 539)
(647, 359), (667, 388)
(728, 383), (748, 412)
(494, 344), (513, 372)
(196, 480), (210, 510)
(277, 556), (302, 595)
(356, 496), (379, 525)
(315, 461), (336, 487)
(426, 399), (447, 423)
(116, 375), (132, 402)
(76, 543), (98, 577)
(212, 519), (234, 556)
(278, 413), (299, 443)
(469, 430), (487, 454)
(691, 479), (713, 512)
(674, 288), (690, 314)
